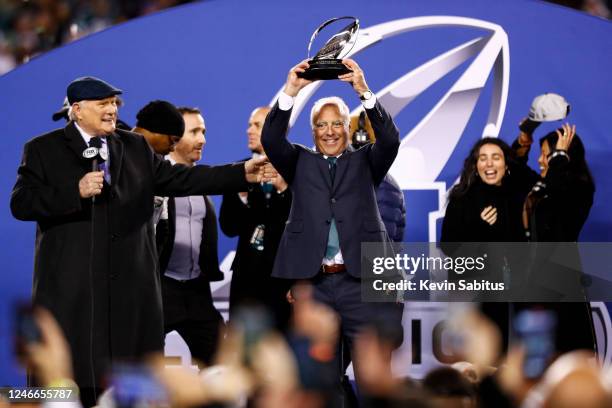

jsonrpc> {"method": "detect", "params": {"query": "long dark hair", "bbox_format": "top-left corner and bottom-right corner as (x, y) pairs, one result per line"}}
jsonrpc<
(448, 137), (514, 201)
(540, 130), (595, 188)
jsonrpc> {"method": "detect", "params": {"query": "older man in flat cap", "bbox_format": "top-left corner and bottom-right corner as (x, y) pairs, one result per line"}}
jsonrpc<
(53, 95), (132, 130)
(10, 76), (266, 406)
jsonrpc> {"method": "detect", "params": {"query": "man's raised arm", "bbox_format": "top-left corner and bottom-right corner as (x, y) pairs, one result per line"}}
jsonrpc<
(261, 60), (314, 184)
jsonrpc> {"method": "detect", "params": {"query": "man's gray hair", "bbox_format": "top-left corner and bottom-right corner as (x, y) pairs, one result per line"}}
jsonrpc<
(67, 97), (122, 122)
(310, 96), (350, 130)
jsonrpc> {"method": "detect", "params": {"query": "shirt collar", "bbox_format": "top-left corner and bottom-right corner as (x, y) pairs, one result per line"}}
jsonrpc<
(74, 122), (106, 146)
(166, 154), (197, 167)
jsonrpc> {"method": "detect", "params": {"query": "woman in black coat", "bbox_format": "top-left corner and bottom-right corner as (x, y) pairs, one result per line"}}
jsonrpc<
(520, 124), (594, 242)
(441, 137), (539, 351)
(515, 123), (596, 354)
(441, 137), (538, 243)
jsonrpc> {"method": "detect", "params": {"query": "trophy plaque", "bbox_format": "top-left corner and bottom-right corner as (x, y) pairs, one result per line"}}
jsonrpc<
(298, 17), (360, 81)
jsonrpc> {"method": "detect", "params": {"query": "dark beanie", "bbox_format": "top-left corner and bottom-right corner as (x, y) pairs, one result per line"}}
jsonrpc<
(136, 100), (185, 138)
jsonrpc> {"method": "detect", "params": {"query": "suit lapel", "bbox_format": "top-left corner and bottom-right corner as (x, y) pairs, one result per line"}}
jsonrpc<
(63, 122), (90, 169)
(107, 132), (124, 185)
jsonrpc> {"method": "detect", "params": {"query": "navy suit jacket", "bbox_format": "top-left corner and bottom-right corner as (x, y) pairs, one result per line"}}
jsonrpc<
(261, 100), (400, 279)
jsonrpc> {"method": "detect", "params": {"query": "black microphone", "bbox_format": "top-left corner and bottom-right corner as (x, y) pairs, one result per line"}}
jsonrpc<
(82, 138), (106, 395)
(82, 138), (106, 203)
(83, 137), (106, 172)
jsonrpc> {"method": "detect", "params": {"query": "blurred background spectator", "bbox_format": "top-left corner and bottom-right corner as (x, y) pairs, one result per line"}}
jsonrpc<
(546, 0), (611, 18)
(0, 0), (610, 76)
(0, 0), (199, 75)
(17, 298), (612, 407)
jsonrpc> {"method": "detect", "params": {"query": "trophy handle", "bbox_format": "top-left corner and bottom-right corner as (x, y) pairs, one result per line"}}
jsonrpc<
(306, 16), (360, 59)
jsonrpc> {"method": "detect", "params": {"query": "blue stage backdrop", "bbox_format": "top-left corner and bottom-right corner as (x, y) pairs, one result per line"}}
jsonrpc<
(1, 0), (611, 384)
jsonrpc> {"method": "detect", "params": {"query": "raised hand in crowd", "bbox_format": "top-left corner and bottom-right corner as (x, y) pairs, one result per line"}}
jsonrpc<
(151, 326), (254, 407)
(527, 351), (612, 407)
(291, 283), (340, 349)
(250, 333), (300, 408)
(24, 307), (75, 388)
(454, 310), (502, 382)
(149, 353), (212, 407)
(496, 345), (529, 403)
(353, 327), (401, 396)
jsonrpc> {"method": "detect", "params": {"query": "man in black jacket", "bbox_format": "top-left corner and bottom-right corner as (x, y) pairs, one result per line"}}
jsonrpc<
(156, 106), (225, 367)
(131, 100), (185, 225)
(10, 76), (265, 405)
(133, 100), (184, 156)
(219, 106), (292, 330)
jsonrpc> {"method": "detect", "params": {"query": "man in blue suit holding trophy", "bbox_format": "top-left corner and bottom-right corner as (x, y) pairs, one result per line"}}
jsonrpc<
(261, 59), (403, 386)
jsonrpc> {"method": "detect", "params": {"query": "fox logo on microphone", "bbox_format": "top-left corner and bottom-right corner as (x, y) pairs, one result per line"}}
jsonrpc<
(82, 147), (99, 159)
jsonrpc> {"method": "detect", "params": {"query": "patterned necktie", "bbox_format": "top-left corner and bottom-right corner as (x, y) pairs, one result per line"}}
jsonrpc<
(327, 156), (337, 183)
(325, 157), (339, 259)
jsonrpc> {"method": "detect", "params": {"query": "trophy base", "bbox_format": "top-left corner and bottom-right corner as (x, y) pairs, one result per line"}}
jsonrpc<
(298, 59), (352, 80)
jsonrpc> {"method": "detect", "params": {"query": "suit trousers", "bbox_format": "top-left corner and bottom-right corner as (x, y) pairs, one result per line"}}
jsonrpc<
(310, 271), (404, 358)
(162, 276), (224, 366)
(309, 271), (403, 407)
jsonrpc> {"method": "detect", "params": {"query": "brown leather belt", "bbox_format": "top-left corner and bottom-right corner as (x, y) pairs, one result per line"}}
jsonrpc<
(320, 264), (346, 274)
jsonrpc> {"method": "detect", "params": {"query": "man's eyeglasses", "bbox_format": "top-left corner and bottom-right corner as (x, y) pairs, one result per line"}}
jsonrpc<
(314, 120), (345, 130)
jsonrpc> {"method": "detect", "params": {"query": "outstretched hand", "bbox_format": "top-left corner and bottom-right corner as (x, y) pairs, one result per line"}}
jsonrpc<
(264, 163), (288, 192)
(244, 155), (267, 183)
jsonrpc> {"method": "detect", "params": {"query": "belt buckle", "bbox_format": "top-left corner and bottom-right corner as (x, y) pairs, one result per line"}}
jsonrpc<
(321, 264), (344, 274)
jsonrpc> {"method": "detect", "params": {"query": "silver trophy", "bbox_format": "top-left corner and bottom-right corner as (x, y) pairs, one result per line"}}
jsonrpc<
(298, 17), (359, 81)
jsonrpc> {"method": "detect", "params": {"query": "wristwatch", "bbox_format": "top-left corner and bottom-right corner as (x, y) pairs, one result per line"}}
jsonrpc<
(360, 90), (373, 101)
